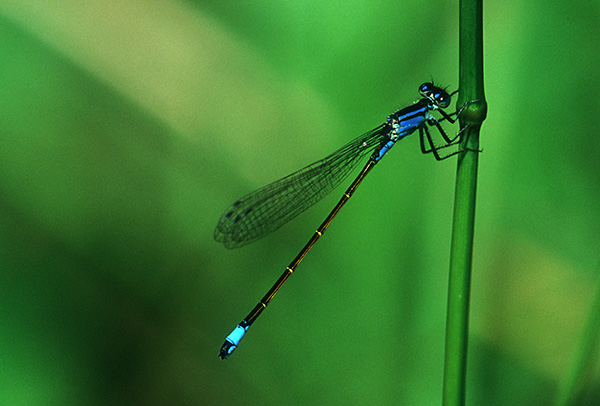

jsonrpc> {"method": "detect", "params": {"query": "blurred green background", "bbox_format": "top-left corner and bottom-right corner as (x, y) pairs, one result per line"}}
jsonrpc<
(1, 1), (599, 405)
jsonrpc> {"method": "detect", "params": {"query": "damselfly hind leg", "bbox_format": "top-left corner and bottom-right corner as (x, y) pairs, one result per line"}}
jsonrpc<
(420, 124), (479, 161)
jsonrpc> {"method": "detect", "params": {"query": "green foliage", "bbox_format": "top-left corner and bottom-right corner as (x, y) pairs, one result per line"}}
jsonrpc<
(0, 1), (599, 405)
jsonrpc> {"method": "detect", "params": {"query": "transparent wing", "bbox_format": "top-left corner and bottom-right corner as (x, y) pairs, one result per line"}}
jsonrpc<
(214, 124), (389, 248)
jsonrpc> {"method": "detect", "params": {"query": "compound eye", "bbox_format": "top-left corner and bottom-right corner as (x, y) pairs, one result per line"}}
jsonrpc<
(435, 90), (451, 108)
(419, 82), (434, 97)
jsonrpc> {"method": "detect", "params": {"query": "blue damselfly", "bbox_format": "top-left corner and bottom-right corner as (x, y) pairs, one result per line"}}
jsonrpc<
(215, 83), (475, 359)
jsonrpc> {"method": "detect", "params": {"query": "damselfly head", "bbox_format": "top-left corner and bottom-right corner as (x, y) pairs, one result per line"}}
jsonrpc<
(419, 82), (452, 109)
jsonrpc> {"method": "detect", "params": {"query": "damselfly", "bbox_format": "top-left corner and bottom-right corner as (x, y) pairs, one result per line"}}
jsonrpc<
(215, 82), (476, 359)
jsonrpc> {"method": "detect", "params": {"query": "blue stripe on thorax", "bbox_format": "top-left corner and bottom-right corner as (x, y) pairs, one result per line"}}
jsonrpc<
(371, 100), (432, 162)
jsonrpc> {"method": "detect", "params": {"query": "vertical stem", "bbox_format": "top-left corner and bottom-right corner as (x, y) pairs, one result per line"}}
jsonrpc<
(442, 0), (487, 404)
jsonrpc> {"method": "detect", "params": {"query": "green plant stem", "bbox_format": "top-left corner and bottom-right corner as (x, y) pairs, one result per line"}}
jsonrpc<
(442, 0), (487, 405)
